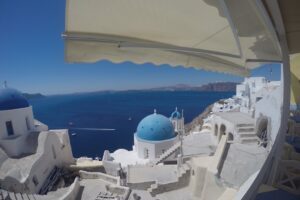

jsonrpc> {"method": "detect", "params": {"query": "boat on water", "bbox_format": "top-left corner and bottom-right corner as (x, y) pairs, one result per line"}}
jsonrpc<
(0, 1), (300, 200)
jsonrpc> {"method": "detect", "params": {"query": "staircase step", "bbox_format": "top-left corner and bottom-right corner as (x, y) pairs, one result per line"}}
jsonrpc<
(151, 183), (158, 190)
(8, 192), (17, 200)
(153, 142), (180, 165)
(148, 164), (191, 196)
(241, 137), (259, 144)
(236, 123), (255, 128)
(22, 193), (31, 200)
(15, 193), (22, 199)
(147, 188), (152, 193)
(239, 133), (256, 137)
(238, 127), (255, 132)
(0, 189), (8, 200)
(177, 164), (190, 178)
(147, 183), (158, 193)
(27, 194), (36, 200)
(182, 164), (190, 171)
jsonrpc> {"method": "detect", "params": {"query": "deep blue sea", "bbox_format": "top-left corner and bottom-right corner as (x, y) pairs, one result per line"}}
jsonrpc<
(29, 91), (234, 158)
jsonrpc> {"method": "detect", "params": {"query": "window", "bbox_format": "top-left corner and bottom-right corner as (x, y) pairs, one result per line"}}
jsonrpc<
(26, 117), (31, 131)
(144, 148), (149, 158)
(6, 121), (14, 136)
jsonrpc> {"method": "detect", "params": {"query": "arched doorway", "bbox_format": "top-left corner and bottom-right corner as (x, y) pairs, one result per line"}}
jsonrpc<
(256, 117), (268, 147)
(219, 124), (226, 141)
(228, 132), (234, 142)
(214, 124), (218, 136)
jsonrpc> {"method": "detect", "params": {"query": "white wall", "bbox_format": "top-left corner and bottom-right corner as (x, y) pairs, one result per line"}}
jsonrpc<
(102, 150), (122, 176)
(0, 107), (34, 139)
(33, 120), (48, 132)
(134, 134), (178, 160)
(211, 115), (235, 143)
(1, 130), (75, 193)
(254, 86), (282, 147)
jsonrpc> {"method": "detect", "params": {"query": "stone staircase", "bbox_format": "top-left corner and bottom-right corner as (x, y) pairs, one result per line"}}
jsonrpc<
(236, 123), (260, 144)
(152, 142), (181, 165)
(0, 189), (37, 200)
(147, 163), (191, 196)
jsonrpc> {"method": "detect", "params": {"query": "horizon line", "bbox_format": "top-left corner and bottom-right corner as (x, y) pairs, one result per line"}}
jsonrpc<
(28, 81), (241, 96)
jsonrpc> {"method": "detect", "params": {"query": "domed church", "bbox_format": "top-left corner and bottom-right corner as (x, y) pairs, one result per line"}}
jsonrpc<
(0, 85), (36, 156)
(0, 84), (75, 193)
(105, 108), (183, 169)
(134, 110), (179, 160)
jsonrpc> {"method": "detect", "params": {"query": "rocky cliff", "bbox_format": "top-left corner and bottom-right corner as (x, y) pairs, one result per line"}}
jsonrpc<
(185, 103), (214, 133)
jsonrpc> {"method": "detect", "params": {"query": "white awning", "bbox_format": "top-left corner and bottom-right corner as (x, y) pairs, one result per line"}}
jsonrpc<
(64, 0), (282, 76)
(277, 0), (300, 54)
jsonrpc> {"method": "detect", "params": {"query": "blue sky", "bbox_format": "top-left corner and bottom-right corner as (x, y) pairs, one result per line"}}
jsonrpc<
(0, 0), (281, 95)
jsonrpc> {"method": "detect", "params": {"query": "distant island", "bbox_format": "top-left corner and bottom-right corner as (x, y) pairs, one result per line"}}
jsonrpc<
(49, 82), (240, 96)
(145, 82), (239, 92)
(22, 93), (45, 99)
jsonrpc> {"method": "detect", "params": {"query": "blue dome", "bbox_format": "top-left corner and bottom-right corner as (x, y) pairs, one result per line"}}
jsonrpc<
(0, 88), (29, 111)
(137, 113), (175, 141)
(171, 110), (181, 119)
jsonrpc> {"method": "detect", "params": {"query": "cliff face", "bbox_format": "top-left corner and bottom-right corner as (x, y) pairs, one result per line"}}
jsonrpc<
(185, 103), (214, 133)
(147, 82), (238, 92)
(197, 82), (237, 92)
(22, 93), (45, 99)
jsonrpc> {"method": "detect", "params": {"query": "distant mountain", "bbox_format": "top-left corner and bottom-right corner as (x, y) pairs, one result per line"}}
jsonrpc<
(146, 84), (196, 91)
(147, 82), (239, 92)
(49, 82), (239, 96)
(22, 93), (45, 99)
(197, 82), (238, 92)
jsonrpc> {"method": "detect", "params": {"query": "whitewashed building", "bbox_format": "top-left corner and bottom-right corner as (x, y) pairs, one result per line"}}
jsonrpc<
(0, 86), (75, 194)
(0, 87), (43, 157)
